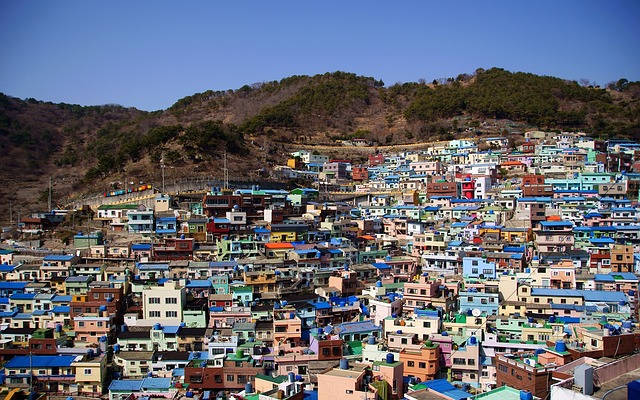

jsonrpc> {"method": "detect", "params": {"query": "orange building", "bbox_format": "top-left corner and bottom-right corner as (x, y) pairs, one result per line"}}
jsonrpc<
(399, 340), (440, 381)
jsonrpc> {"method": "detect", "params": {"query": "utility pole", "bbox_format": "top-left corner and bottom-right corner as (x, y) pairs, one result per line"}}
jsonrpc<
(48, 176), (52, 212)
(161, 151), (166, 194)
(223, 152), (229, 190)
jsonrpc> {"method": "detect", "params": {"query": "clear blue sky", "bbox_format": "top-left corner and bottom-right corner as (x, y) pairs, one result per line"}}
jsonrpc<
(1, 1), (639, 111)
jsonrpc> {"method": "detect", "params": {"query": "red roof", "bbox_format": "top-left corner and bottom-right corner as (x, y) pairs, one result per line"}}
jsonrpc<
(264, 242), (294, 249)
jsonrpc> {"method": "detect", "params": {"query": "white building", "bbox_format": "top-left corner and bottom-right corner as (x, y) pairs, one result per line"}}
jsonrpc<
(141, 281), (186, 326)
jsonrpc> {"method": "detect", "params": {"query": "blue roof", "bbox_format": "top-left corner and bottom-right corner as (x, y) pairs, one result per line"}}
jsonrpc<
(5, 355), (76, 369)
(254, 228), (270, 233)
(0, 298), (9, 304)
(213, 218), (230, 223)
(131, 243), (152, 251)
(336, 320), (381, 334)
(10, 293), (36, 300)
(531, 288), (627, 303)
(51, 305), (70, 313)
(52, 295), (72, 302)
(137, 263), (170, 271)
(580, 290), (626, 303)
(413, 379), (471, 400)
(371, 262), (391, 270)
(186, 280), (212, 288)
(611, 272), (639, 281)
(311, 301), (332, 310)
(295, 249), (320, 256)
(0, 282), (28, 290)
(503, 246), (525, 253)
(589, 238), (615, 244)
(0, 265), (17, 272)
(43, 254), (76, 262)
(539, 221), (573, 227)
(161, 326), (181, 335)
(109, 379), (144, 391)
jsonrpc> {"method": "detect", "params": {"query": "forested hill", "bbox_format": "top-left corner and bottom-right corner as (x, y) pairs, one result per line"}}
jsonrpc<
(0, 68), (639, 213)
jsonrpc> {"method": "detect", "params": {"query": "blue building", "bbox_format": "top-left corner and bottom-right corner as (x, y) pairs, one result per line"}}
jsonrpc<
(155, 216), (177, 238)
(462, 257), (496, 279)
(459, 290), (499, 316)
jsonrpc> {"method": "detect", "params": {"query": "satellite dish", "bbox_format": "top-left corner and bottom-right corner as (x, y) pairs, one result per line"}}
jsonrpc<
(472, 309), (481, 317)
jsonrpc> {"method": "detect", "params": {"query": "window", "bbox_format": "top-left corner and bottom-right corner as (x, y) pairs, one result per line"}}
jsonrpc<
(84, 369), (92, 375)
(166, 298), (177, 304)
(149, 311), (161, 318)
(227, 375), (234, 382)
(149, 297), (161, 304)
(407, 361), (414, 367)
(419, 362), (426, 369)
(78, 322), (85, 327)
(453, 358), (466, 365)
(166, 311), (178, 318)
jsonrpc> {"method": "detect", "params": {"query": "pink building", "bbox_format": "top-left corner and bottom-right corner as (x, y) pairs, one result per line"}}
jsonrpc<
(273, 307), (303, 354)
(403, 275), (458, 314)
(73, 311), (115, 344)
(317, 357), (404, 400)
(376, 256), (417, 283)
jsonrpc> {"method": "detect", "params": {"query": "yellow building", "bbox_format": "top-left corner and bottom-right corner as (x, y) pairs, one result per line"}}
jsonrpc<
(72, 352), (108, 394)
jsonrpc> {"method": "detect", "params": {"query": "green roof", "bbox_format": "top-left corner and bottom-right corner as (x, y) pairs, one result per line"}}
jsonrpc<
(256, 373), (288, 384)
(472, 385), (535, 400)
(346, 340), (363, 356)
(373, 360), (402, 367)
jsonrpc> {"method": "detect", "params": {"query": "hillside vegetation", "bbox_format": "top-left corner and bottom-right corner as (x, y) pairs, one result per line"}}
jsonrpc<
(0, 68), (638, 218)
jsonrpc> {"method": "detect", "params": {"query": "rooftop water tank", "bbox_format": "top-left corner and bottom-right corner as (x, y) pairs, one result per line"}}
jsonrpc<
(376, 281), (383, 287)
(386, 353), (394, 363)
(555, 340), (567, 353)
(469, 336), (477, 345)
(245, 382), (253, 394)
(288, 372), (296, 382)
(153, 323), (162, 330)
(340, 358), (349, 370)
(519, 390), (533, 400)
(185, 392), (194, 398)
(368, 336), (376, 345)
